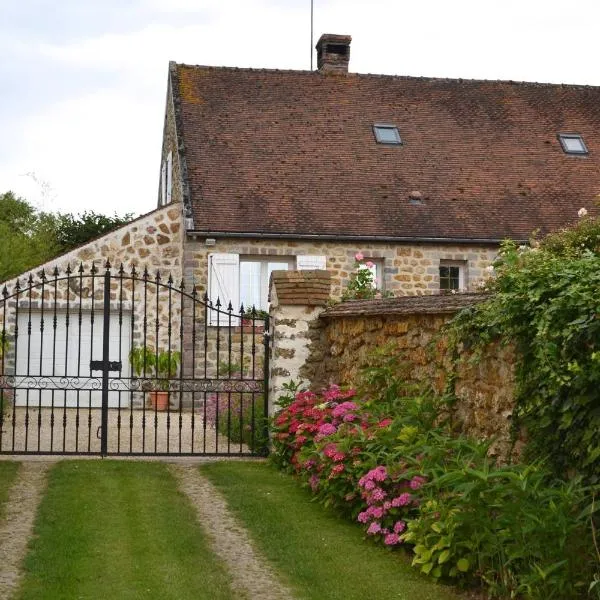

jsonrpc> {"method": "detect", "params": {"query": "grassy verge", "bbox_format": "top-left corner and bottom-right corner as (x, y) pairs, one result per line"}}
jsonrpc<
(0, 461), (20, 518)
(201, 461), (460, 600)
(17, 461), (235, 600)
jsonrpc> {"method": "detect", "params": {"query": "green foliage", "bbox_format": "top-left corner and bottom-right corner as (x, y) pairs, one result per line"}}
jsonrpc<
(54, 211), (132, 252)
(0, 192), (59, 281)
(0, 191), (132, 283)
(213, 394), (268, 454)
(445, 217), (600, 484)
(271, 349), (600, 599)
(128, 345), (181, 388)
(342, 252), (391, 301)
(405, 464), (598, 598)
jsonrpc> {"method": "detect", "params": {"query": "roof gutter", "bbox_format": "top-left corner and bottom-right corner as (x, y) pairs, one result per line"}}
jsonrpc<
(186, 230), (524, 245)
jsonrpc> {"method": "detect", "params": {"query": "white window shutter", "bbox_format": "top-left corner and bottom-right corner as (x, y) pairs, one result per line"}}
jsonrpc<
(160, 161), (167, 205)
(166, 151), (173, 203)
(208, 253), (240, 325)
(296, 255), (327, 270)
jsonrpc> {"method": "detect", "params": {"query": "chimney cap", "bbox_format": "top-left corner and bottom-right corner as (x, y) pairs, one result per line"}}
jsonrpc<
(316, 33), (352, 49)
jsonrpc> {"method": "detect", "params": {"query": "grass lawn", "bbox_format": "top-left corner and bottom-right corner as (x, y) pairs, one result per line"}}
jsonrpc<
(201, 461), (461, 600)
(16, 461), (235, 600)
(0, 461), (20, 517)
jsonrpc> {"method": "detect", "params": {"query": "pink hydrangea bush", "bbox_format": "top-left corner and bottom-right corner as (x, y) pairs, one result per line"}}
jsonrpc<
(271, 383), (427, 547)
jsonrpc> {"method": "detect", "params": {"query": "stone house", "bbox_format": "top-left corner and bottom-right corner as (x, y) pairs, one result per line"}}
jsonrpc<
(157, 33), (600, 313)
(2, 32), (600, 414)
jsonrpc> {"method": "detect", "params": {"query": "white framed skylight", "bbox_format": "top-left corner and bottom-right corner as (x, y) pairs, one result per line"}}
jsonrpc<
(558, 133), (588, 155)
(373, 124), (402, 145)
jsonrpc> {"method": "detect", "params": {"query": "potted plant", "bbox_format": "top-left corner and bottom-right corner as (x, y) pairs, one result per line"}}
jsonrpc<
(129, 346), (181, 411)
(241, 308), (269, 327)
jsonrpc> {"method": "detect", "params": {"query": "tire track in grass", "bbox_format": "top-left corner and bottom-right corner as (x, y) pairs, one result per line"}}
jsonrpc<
(171, 463), (296, 600)
(0, 462), (50, 599)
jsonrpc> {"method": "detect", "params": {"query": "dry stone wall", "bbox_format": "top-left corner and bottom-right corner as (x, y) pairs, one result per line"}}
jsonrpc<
(305, 294), (518, 459)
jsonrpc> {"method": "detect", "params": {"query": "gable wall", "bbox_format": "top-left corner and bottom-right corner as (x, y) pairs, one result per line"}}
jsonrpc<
(158, 80), (184, 207)
(1, 205), (185, 357)
(183, 237), (497, 299)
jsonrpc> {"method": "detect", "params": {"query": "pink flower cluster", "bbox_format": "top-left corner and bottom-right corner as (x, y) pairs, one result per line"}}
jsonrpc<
(271, 383), (428, 551)
(354, 465), (421, 546)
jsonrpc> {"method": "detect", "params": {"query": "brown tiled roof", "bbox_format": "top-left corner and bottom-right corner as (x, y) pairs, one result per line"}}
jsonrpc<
(323, 293), (489, 318)
(171, 63), (600, 241)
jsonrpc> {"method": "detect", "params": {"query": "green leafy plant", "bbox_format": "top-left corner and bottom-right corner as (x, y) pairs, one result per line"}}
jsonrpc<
(129, 345), (181, 390)
(342, 252), (391, 301)
(271, 345), (600, 598)
(444, 216), (600, 484)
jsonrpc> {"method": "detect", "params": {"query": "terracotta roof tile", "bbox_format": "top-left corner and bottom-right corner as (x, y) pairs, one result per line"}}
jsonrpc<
(323, 293), (489, 317)
(172, 64), (600, 240)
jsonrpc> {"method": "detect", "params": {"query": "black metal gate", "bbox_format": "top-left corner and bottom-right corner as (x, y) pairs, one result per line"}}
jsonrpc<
(0, 262), (269, 456)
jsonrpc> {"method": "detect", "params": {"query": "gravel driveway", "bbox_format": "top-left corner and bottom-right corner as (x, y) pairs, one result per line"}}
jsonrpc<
(1, 407), (256, 455)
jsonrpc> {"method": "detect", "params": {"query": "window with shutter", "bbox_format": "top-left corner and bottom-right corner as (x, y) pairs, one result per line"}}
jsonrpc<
(160, 161), (167, 205)
(208, 253), (240, 325)
(166, 151), (173, 203)
(207, 254), (329, 324)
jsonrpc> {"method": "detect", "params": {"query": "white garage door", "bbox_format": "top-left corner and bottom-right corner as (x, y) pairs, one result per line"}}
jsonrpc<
(15, 311), (131, 408)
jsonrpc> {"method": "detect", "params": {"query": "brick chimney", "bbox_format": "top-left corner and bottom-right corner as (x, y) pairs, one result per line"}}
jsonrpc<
(316, 34), (351, 73)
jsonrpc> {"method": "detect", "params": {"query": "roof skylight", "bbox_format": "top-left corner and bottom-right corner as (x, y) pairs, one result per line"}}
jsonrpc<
(558, 133), (588, 155)
(373, 124), (402, 145)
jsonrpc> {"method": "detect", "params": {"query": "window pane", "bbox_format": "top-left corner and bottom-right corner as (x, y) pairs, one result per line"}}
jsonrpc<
(439, 265), (460, 290)
(240, 261), (261, 311)
(563, 137), (585, 153)
(359, 263), (377, 288)
(375, 126), (400, 144)
(267, 262), (289, 277)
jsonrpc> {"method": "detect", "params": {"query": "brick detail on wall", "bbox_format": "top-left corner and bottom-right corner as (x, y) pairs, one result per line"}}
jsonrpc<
(269, 270), (331, 306)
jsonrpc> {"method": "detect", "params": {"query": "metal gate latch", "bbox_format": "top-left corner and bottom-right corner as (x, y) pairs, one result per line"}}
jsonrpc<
(90, 360), (122, 371)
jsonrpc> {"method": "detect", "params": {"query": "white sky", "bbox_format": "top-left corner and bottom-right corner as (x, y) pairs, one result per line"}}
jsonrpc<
(1, 0), (599, 218)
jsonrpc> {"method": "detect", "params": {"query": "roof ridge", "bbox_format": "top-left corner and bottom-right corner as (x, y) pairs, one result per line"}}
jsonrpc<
(172, 62), (600, 90)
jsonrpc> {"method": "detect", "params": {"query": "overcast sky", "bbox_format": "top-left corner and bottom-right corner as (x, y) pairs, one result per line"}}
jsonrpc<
(1, 0), (599, 219)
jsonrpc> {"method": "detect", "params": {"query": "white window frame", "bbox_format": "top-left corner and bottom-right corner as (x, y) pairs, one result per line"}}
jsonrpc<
(207, 253), (327, 324)
(240, 257), (294, 313)
(439, 260), (467, 292)
(358, 258), (383, 290)
(166, 151), (173, 203)
(160, 161), (167, 206)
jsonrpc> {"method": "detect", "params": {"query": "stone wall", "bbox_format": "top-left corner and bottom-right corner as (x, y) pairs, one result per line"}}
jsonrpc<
(159, 74), (185, 209)
(305, 294), (518, 458)
(0, 205), (185, 360)
(268, 270), (331, 409)
(183, 237), (497, 301)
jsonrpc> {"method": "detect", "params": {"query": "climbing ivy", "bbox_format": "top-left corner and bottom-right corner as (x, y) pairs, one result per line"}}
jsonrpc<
(445, 216), (600, 483)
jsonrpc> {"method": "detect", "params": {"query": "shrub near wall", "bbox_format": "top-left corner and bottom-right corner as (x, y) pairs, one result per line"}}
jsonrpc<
(271, 351), (600, 599)
(445, 218), (600, 484)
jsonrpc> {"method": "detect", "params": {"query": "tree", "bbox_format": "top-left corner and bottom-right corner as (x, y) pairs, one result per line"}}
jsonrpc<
(54, 211), (133, 253)
(0, 192), (133, 283)
(0, 192), (59, 282)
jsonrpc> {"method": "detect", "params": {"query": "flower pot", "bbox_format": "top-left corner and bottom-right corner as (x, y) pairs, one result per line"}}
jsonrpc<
(149, 391), (169, 411)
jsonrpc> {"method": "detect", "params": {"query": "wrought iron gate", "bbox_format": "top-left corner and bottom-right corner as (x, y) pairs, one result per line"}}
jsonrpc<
(0, 262), (269, 456)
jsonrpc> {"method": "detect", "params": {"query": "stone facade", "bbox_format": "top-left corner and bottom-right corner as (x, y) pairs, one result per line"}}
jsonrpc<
(183, 237), (497, 301)
(0, 205), (185, 371)
(304, 294), (518, 459)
